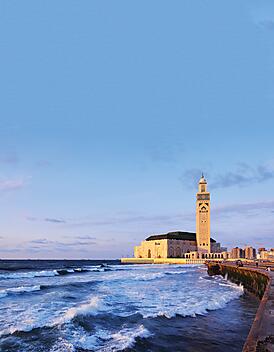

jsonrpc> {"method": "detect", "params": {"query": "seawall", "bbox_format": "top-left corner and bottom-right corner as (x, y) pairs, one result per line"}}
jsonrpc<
(206, 263), (274, 352)
(121, 257), (224, 265)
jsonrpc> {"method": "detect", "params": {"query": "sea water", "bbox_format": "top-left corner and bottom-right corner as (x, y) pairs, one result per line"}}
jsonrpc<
(0, 260), (258, 352)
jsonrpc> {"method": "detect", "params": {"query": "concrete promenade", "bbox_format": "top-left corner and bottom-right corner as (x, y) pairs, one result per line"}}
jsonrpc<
(207, 262), (274, 352)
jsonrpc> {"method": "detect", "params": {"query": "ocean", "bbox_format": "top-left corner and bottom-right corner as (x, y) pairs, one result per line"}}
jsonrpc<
(0, 260), (258, 352)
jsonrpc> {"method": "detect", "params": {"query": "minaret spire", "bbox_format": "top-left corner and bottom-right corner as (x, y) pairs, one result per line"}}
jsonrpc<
(196, 176), (211, 253)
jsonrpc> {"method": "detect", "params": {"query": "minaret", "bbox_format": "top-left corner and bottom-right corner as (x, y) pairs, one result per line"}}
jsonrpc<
(196, 174), (211, 253)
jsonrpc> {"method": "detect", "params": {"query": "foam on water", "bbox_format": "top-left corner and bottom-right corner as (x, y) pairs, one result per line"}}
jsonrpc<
(0, 295), (103, 337)
(0, 285), (41, 299)
(98, 325), (152, 351)
(0, 270), (59, 280)
(0, 267), (98, 280)
(55, 296), (103, 325)
(52, 324), (152, 352)
(0, 263), (248, 351)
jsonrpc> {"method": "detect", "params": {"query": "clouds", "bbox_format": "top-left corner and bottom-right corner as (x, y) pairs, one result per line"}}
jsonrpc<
(210, 162), (274, 189)
(0, 179), (26, 192)
(45, 218), (66, 224)
(251, 2), (274, 31)
(212, 200), (274, 216)
(26, 217), (66, 224)
(0, 152), (19, 165)
(180, 168), (203, 188)
(181, 160), (274, 190)
(257, 19), (274, 30)
(73, 235), (97, 240)
(27, 237), (97, 252)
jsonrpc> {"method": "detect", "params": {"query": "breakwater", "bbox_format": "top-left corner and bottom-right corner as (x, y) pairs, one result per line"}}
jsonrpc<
(206, 263), (274, 352)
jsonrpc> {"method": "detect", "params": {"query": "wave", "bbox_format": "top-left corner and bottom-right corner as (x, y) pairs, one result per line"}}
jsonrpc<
(140, 285), (244, 319)
(165, 270), (187, 275)
(0, 270), (60, 280)
(0, 296), (103, 337)
(98, 324), (152, 351)
(132, 270), (186, 281)
(54, 296), (103, 325)
(0, 267), (98, 280)
(56, 268), (90, 275)
(48, 324), (151, 352)
(40, 279), (100, 292)
(0, 285), (41, 298)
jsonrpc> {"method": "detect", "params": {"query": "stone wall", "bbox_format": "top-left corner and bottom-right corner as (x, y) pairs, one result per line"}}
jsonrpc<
(207, 263), (269, 299)
(206, 263), (273, 352)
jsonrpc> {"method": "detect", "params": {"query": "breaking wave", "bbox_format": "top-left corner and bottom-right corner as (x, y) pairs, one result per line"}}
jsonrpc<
(54, 296), (103, 325)
(0, 296), (103, 337)
(132, 270), (186, 281)
(0, 262), (254, 352)
(0, 285), (41, 298)
(96, 325), (152, 351)
(49, 325), (152, 352)
(0, 270), (59, 280)
(0, 267), (101, 280)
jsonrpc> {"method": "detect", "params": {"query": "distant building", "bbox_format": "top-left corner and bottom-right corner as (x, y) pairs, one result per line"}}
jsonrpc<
(244, 246), (256, 260)
(230, 247), (244, 259)
(134, 175), (226, 260)
(258, 248), (274, 261)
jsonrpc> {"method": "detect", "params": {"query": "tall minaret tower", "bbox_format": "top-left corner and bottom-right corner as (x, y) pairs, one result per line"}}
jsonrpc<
(196, 174), (211, 253)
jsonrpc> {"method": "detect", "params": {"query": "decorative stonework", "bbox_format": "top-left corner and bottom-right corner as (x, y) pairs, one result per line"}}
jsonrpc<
(196, 176), (211, 253)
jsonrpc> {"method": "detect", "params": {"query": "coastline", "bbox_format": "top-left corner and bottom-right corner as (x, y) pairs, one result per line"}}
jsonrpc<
(206, 262), (274, 352)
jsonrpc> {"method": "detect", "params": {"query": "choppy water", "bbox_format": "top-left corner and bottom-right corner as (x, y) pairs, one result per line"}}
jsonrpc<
(0, 260), (258, 352)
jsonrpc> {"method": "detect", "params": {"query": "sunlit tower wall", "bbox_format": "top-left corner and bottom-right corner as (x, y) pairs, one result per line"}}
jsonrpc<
(196, 175), (211, 253)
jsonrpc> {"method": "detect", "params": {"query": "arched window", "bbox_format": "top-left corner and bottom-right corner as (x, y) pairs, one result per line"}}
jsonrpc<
(148, 249), (151, 258)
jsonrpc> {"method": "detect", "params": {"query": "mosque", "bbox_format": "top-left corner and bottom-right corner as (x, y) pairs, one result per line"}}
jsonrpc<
(133, 175), (228, 260)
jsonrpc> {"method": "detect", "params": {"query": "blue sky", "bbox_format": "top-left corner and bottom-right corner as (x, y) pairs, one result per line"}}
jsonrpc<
(0, 0), (274, 259)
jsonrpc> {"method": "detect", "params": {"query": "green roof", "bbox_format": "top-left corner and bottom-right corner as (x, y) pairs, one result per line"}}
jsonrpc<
(145, 231), (216, 243)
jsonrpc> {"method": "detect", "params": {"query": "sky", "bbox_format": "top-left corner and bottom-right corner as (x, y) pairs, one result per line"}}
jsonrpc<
(0, 0), (274, 259)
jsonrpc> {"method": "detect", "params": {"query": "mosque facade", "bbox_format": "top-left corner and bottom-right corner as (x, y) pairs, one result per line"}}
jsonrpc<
(134, 175), (228, 260)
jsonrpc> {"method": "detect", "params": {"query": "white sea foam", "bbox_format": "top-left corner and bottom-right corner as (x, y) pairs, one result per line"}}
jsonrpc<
(0, 317), (51, 337)
(54, 296), (103, 325)
(99, 325), (152, 351)
(131, 270), (186, 281)
(139, 284), (244, 319)
(0, 263), (246, 349)
(59, 325), (152, 352)
(0, 270), (59, 280)
(0, 296), (103, 337)
(0, 285), (41, 299)
(50, 338), (75, 352)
